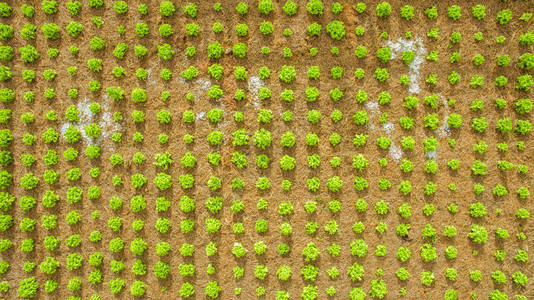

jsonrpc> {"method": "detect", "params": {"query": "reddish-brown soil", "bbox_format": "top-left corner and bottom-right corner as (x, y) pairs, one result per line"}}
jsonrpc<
(1, 0), (533, 299)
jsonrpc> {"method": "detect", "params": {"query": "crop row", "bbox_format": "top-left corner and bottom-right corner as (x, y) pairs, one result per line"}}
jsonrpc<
(3, 1), (533, 22)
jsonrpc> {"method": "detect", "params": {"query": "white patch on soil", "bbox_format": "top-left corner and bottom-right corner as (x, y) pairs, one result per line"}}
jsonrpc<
(173, 54), (191, 85)
(248, 76), (264, 109)
(183, 78), (213, 100)
(365, 101), (380, 130)
(217, 103), (232, 130)
(382, 122), (395, 135)
(437, 95), (451, 137)
(195, 111), (206, 120)
(193, 78), (212, 92)
(146, 59), (160, 86)
(381, 121), (403, 162)
(387, 37), (427, 94)
(367, 102), (404, 162)
(437, 121), (450, 137)
(365, 101), (379, 116)
(425, 151), (437, 160)
(389, 144), (403, 163)
(60, 96), (121, 149)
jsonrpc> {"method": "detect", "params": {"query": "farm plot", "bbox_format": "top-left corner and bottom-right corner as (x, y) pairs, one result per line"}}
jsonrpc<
(0, 0), (533, 299)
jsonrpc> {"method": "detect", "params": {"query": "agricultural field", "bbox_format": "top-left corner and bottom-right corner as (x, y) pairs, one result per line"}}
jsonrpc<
(0, 0), (532, 299)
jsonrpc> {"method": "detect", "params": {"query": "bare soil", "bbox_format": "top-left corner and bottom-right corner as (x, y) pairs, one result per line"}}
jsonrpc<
(1, 0), (533, 299)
